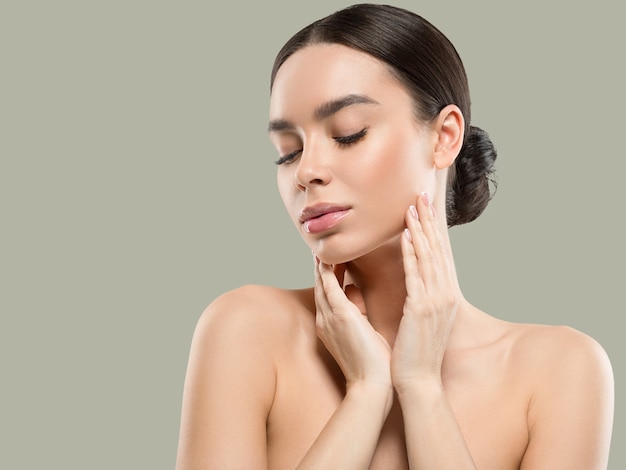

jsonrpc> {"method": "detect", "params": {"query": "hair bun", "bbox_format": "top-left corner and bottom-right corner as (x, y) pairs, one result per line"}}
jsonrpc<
(446, 125), (497, 227)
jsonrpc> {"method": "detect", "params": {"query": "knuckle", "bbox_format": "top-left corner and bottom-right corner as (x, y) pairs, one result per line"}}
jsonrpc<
(420, 308), (435, 320)
(405, 298), (435, 318)
(405, 261), (420, 278)
(422, 251), (437, 265)
(446, 295), (459, 311)
(434, 240), (448, 256)
(435, 294), (457, 313)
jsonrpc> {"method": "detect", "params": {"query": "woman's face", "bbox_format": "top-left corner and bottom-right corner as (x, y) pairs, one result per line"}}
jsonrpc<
(269, 43), (438, 264)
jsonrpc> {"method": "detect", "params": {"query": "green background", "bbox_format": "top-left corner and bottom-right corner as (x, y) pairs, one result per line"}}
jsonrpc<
(2, 1), (623, 468)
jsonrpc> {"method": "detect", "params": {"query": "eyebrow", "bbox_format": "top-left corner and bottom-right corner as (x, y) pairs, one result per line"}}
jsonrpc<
(267, 93), (379, 133)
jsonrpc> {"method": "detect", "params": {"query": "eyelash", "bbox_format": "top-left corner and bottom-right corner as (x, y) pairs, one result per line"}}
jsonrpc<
(274, 128), (368, 165)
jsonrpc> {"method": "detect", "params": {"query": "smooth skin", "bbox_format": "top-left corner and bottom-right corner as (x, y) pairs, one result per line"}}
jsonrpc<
(176, 44), (614, 469)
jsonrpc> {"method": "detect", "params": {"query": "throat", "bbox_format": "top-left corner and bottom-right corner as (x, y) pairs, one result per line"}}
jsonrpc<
(344, 253), (407, 346)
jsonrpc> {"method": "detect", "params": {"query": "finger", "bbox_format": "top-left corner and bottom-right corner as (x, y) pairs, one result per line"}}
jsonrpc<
(416, 192), (455, 281)
(401, 224), (426, 299)
(415, 192), (439, 249)
(405, 202), (438, 287)
(313, 256), (333, 314)
(318, 261), (353, 311)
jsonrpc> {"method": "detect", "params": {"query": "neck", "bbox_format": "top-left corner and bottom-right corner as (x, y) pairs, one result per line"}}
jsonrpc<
(344, 224), (465, 348)
(344, 235), (410, 346)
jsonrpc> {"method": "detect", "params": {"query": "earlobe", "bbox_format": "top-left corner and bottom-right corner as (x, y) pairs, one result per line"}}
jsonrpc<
(433, 104), (465, 169)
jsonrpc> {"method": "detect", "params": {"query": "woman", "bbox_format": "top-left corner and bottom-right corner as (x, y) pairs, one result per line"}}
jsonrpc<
(176, 4), (614, 468)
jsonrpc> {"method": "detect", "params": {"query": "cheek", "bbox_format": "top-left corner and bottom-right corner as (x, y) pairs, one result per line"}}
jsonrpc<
(276, 171), (288, 202)
(276, 171), (301, 224)
(358, 132), (435, 206)
(276, 172), (292, 209)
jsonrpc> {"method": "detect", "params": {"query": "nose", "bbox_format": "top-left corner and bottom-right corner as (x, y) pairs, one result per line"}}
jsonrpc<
(294, 145), (332, 191)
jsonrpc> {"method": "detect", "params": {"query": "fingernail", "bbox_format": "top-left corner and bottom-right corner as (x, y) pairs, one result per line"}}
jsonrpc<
(409, 205), (418, 220)
(421, 191), (436, 218)
(404, 228), (412, 242)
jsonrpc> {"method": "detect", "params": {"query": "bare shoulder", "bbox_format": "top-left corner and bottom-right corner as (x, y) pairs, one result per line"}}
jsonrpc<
(502, 322), (614, 469)
(508, 322), (613, 379)
(195, 284), (314, 343)
(189, 284), (317, 375)
(176, 285), (314, 470)
(497, 321), (614, 399)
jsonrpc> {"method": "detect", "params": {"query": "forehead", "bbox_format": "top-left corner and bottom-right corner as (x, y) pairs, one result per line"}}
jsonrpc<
(269, 43), (405, 119)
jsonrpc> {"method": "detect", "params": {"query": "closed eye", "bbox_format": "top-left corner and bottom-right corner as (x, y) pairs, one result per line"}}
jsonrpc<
(334, 128), (367, 146)
(273, 128), (368, 166)
(274, 149), (302, 165)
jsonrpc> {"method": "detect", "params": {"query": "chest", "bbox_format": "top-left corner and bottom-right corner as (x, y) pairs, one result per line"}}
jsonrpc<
(266, 338), (529, 469)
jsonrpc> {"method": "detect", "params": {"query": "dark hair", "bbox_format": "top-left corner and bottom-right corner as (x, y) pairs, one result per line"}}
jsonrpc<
(270, 4), (497, 227)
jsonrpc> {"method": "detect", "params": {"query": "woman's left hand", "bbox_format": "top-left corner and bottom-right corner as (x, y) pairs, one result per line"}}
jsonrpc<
(391, 192), (460, 391)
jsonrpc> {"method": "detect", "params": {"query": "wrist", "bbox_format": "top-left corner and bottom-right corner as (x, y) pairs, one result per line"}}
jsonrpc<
(346, 380), (394, 416)
(394, 375), (444, 404)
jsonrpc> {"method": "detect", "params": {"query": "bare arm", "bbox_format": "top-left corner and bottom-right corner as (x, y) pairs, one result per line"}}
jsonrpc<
(393, 193), (477, 468)
(396, 380), (476, 469)
(295, 261), (394, 468)
(175, 286), (276, 470)
(519, 328), (614, 469)
(304, 194), (477, 468)
(396, 193), (614, 468)
(296, 382), (392, 469)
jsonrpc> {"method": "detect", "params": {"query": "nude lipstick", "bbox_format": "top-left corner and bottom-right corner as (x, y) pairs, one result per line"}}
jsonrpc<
(300, 204), (351, 234)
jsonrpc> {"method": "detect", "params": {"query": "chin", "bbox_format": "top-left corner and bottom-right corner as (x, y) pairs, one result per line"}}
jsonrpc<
(311, 232), (401, 266)
(310, 240), (360, 266)
(311, 246), (353, 266)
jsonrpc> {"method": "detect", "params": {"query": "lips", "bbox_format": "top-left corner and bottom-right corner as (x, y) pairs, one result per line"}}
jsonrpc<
(299, 204), (351, 234)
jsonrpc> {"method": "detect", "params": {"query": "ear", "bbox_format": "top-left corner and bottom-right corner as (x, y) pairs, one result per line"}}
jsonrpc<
(432, 104), (465, 170)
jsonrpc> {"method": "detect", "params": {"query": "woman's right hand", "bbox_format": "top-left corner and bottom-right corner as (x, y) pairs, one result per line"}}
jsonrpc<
(314, 259), (392, 390)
